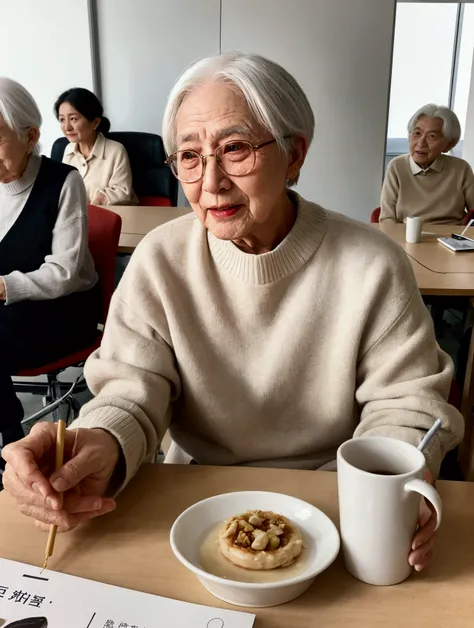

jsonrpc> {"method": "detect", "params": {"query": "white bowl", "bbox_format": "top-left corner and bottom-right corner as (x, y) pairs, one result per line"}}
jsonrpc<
(170, 491), (340, 608)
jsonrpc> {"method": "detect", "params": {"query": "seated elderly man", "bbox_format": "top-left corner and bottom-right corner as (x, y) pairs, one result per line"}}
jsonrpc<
(380, 104), (474, 224)
(3, 54), (464, 574)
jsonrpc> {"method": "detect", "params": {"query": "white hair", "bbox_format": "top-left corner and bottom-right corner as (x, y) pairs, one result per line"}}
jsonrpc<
(162, 52), (315, 186)
(407, 104), (461, 147)
(0, 77), (42, 155)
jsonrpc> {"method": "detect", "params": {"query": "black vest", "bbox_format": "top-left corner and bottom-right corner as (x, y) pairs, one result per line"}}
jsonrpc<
(0, 157), (75, 276)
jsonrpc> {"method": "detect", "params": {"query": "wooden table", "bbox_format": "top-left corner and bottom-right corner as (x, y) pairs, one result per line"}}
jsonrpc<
(105, 206), (192, 253)
(377, 223), (474, 479)
(377, 223), (474, 295)
(1, 464), (473, 627)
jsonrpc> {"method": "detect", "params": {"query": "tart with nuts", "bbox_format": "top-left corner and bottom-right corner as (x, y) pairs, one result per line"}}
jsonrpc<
(218, 510), (303, 570)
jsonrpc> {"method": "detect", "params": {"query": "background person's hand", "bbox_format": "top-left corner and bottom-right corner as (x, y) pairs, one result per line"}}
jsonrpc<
(408, 470), (437, 571)
(91, 191), (108, 206)
(2, 422), (120, 532)
(0, 277), (6, 300)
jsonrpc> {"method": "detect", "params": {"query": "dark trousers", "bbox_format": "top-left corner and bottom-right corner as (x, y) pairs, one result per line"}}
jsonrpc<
(0, 285), (100, 456)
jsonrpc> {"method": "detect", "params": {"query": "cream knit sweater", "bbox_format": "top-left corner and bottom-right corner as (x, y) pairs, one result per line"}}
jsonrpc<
(380, 153), (474, 224)
(73, 193), (464, 487)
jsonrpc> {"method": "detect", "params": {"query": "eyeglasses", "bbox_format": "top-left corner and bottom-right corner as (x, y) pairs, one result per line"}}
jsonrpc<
(166, 137), (291, 183)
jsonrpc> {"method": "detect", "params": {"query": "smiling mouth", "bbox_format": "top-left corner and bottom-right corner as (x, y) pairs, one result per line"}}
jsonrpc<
(207, 204), (244, 218)
(208, 204), (240, 210)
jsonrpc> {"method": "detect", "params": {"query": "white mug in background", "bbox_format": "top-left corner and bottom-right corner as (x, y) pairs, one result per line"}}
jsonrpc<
(405, 216), (423, 243)
(337, 437), (442, 586)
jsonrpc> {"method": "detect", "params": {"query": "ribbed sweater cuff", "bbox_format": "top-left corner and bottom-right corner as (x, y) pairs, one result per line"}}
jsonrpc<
(2, 274), (29, 305)
(71, 406), (147, 493)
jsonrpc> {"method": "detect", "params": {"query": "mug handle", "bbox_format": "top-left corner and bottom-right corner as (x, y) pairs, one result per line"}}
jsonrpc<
(404, 479), (442, 531)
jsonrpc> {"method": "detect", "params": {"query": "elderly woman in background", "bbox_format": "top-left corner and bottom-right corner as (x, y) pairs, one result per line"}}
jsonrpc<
(0, 78), (99, 459)
(3, 54), (464, 572)
(55, 87), (136, 206)
(380, 104), (474, 224)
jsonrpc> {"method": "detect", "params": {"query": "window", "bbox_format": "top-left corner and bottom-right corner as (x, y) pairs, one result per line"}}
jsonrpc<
(453, 4), (474, 139)
(386, 3), (474, 166)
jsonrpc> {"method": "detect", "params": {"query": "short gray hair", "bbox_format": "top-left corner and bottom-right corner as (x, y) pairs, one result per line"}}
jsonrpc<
(407, 104), (461, 147)
(162, 52), (315, 186)
(0, 77), (42, 154)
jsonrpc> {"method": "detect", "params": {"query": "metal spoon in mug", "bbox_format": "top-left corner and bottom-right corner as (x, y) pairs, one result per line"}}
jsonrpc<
(418, 418), (442, 453)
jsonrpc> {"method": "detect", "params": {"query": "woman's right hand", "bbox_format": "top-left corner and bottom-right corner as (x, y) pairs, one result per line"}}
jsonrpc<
(2, 422), (119, 532)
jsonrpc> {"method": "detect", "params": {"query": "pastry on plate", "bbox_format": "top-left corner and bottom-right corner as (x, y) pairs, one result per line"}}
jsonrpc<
(218, 509), (303, 570)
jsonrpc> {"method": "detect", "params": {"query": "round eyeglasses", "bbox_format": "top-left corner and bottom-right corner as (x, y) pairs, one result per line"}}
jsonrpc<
(166, 137), (291, 183)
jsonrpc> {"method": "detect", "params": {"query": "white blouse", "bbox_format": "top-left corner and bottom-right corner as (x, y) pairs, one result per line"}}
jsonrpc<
(63, 133), (137, 205)
(0, 155), (97, 304)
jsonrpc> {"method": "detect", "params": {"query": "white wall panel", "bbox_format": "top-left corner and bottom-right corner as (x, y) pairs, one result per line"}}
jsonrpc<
(96, 0), (220, 205)
(0, 0), (94, 156)
(463, 45), (474, 170)
(222, 0), (396, 221)
(96, 0), (220, 135)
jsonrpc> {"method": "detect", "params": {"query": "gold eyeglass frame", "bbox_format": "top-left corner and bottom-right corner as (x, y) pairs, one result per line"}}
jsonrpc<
(165, 136), (292, 183)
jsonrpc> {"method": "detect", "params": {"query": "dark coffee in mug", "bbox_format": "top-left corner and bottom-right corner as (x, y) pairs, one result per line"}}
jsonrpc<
(338, 436), (442, 585)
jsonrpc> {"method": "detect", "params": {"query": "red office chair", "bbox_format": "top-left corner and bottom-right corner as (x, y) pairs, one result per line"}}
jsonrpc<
(464, 210), (474, 225)
(14, 205), (122, 410)
(370, 207), (381, 223)
(138, 196), (172, 207)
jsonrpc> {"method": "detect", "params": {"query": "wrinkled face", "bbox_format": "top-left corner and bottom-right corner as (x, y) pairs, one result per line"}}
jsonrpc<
(0, 116), (33, 183)
(58, 102), (98, 144)
(175, 81), (303, 243)
(409, 116), (451, 167)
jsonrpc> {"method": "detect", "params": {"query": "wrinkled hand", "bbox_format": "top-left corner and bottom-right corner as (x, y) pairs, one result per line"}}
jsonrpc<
(2, 422), (120, 532)
(0, 277), (6, 300)
(91, 191), (108, 206)
(409, 470), (437, 572)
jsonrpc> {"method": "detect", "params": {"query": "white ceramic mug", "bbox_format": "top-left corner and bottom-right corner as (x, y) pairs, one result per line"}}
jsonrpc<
(405, 216), (423, 243)
(337, 436), (442, 586)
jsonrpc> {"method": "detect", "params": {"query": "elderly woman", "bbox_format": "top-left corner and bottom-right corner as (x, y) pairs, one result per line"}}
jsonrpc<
(55, 87), (137, 206)
(2, 55), (463, 572)
(0, 78), (99, 457)
(380, 104), (474, 224)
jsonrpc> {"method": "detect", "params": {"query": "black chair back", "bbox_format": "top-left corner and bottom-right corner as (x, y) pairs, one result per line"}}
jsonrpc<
(51, 131), (178, 205)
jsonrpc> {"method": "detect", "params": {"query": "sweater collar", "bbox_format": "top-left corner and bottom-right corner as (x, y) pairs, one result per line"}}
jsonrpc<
(0, 154), (42, 196)
(208, 192), (327, 284)
(409, 154), (443, 175)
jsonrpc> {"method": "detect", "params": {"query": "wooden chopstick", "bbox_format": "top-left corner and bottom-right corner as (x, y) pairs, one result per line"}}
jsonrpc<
(41, 419), (66, 572)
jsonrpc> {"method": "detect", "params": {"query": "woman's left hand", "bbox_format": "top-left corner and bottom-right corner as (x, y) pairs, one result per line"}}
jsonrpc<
(0, 277), (6, 300)
(408, 470), (437, 571)
(91, 191), (107, 206)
